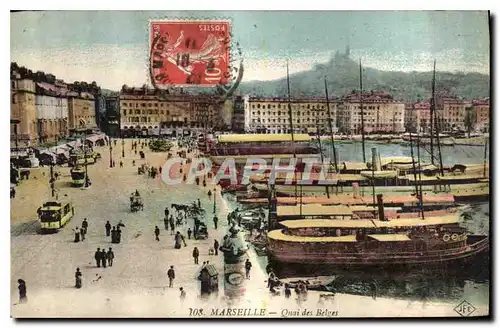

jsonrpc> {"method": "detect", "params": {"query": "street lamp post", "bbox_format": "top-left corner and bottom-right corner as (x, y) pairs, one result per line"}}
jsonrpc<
(212, 187), (216, 214)
(109, 138), (113, 168)
(49, 163), (55, 198)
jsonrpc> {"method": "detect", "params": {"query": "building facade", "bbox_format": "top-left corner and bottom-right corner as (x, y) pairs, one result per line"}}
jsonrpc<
(405, 101), (431, 133)
(472, 98), (490, 132)
(11, 73), (37, 146)
(337, 91), (405, 134)
(35, 82), (69, 143)
(104, 95), (121, 137)
(119, 87), (223, 137)
(243, 96), (337, 134)
(435, 93), (467, 132)
(231, 96), (245, 133)
(68, 92), (97, 133)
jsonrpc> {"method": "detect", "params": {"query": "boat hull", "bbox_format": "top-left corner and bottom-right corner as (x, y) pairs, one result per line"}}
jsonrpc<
(268, 235), (489, 267)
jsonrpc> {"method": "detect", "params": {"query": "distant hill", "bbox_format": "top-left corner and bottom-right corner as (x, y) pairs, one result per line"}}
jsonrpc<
(237, 51), (490, 102)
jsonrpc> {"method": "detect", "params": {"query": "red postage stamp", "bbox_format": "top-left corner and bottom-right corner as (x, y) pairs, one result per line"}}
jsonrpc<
(149, 20), (231, 87)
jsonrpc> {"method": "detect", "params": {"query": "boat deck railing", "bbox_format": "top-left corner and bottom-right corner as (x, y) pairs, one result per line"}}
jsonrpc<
(274, 236), (488, 257)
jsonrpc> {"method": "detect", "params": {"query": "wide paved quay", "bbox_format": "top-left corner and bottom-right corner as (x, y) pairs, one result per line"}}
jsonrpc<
(10, 139), (488, 318)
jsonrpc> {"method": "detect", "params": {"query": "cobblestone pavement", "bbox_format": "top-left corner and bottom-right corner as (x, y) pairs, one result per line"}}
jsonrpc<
(10, 139), (487, 318)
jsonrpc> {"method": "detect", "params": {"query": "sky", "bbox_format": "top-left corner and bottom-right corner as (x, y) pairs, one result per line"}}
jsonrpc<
(10, 11), (490, 90)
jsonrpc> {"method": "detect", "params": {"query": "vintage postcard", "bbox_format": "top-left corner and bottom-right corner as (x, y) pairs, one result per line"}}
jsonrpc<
(10, 10), (490, 319)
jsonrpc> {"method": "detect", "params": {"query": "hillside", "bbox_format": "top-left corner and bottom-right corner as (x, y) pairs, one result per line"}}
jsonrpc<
(237, 52), (490, 101)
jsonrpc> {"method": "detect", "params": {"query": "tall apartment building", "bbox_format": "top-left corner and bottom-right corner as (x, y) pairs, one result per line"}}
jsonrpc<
(405, 101), (431, 133)
(35, 82), (69, 143)
(472, 98), (490, 132)
(243, 96), (337, 134)
(11, 72), (37, 146)
(119, 87), (223, 137)
(435, 92), (467, 132)
(67, 91), (97, 133)
(337, 91), (405, 134)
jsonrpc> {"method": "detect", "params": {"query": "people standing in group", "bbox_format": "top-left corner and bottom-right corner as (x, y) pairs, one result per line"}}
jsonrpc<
(107, 248), (114, 267)
(73, 227), (80, 243)
(105, 221), (111, 237)
(17, 279), (27, 303)
(164, 207), (170, 219)
(213, 240), (219, 255)
(155, 226), (160, 242)
(116, 226), (122, 243)
(213, 216), (218, 229)
(111, 226), (117, 243)
(100, 248), (107, 268)
(167, 266), (175, 288)
(284, 284), (291, 298)
(245, 259), (252, 280)
(95, 248), (101, 267)
(75, 269), (82, 289)
(192, 247), (199, 264)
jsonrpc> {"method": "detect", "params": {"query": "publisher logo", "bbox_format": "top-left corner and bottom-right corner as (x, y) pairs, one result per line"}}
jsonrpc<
(454, 300), (476, 317)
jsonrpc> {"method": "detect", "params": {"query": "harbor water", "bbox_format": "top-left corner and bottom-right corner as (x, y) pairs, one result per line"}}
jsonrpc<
(229, 142), (490, 316)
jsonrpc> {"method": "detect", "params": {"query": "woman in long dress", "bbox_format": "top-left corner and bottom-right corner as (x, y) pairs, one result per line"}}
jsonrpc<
(18, 279), (27, 303)
(75, 268), (82, 288)
(174, 231), (182, 249)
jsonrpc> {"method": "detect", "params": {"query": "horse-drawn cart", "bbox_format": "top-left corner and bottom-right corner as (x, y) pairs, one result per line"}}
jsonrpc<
(130, 194), (144, 212)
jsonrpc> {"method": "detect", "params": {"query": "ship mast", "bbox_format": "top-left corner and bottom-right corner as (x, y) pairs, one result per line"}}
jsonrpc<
(359, 59), (366, 163)
(429, 61), (435, 165)
(286, 61), (298, 200)
(324, 77), (338, 172)
(416, 136), (425, 220)
(316, 114), (330, 198)
(483, 134), (488, 178)
(432, 60), (444, 176)
(408, 128), (423, 219)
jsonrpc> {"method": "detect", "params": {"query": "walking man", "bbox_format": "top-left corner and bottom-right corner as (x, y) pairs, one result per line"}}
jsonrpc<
(80, 225), (86, 241)
(105, 221), (111, 237)
(213, 215), (218, 230)
(167, 266), (175, 288)
(192, 247), (199, 264)
(120, 161), (123, 168)
(187, 228), (192, 240)
(164, 217), (169, 231)
(100, 248), (107, 268)
(107, 248), (114, 267)
(94, 248), (101, 267)
(155, 226), (160, 241)
(169, 217), (175, 235)
(245, 259), (252, 280)
(73, 227), (80, 243)
(81, 218), (88, 235)
(213, 239), (219, 256)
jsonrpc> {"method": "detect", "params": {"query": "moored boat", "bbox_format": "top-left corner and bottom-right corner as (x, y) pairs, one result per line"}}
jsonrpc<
(267, 214), (489, 266)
